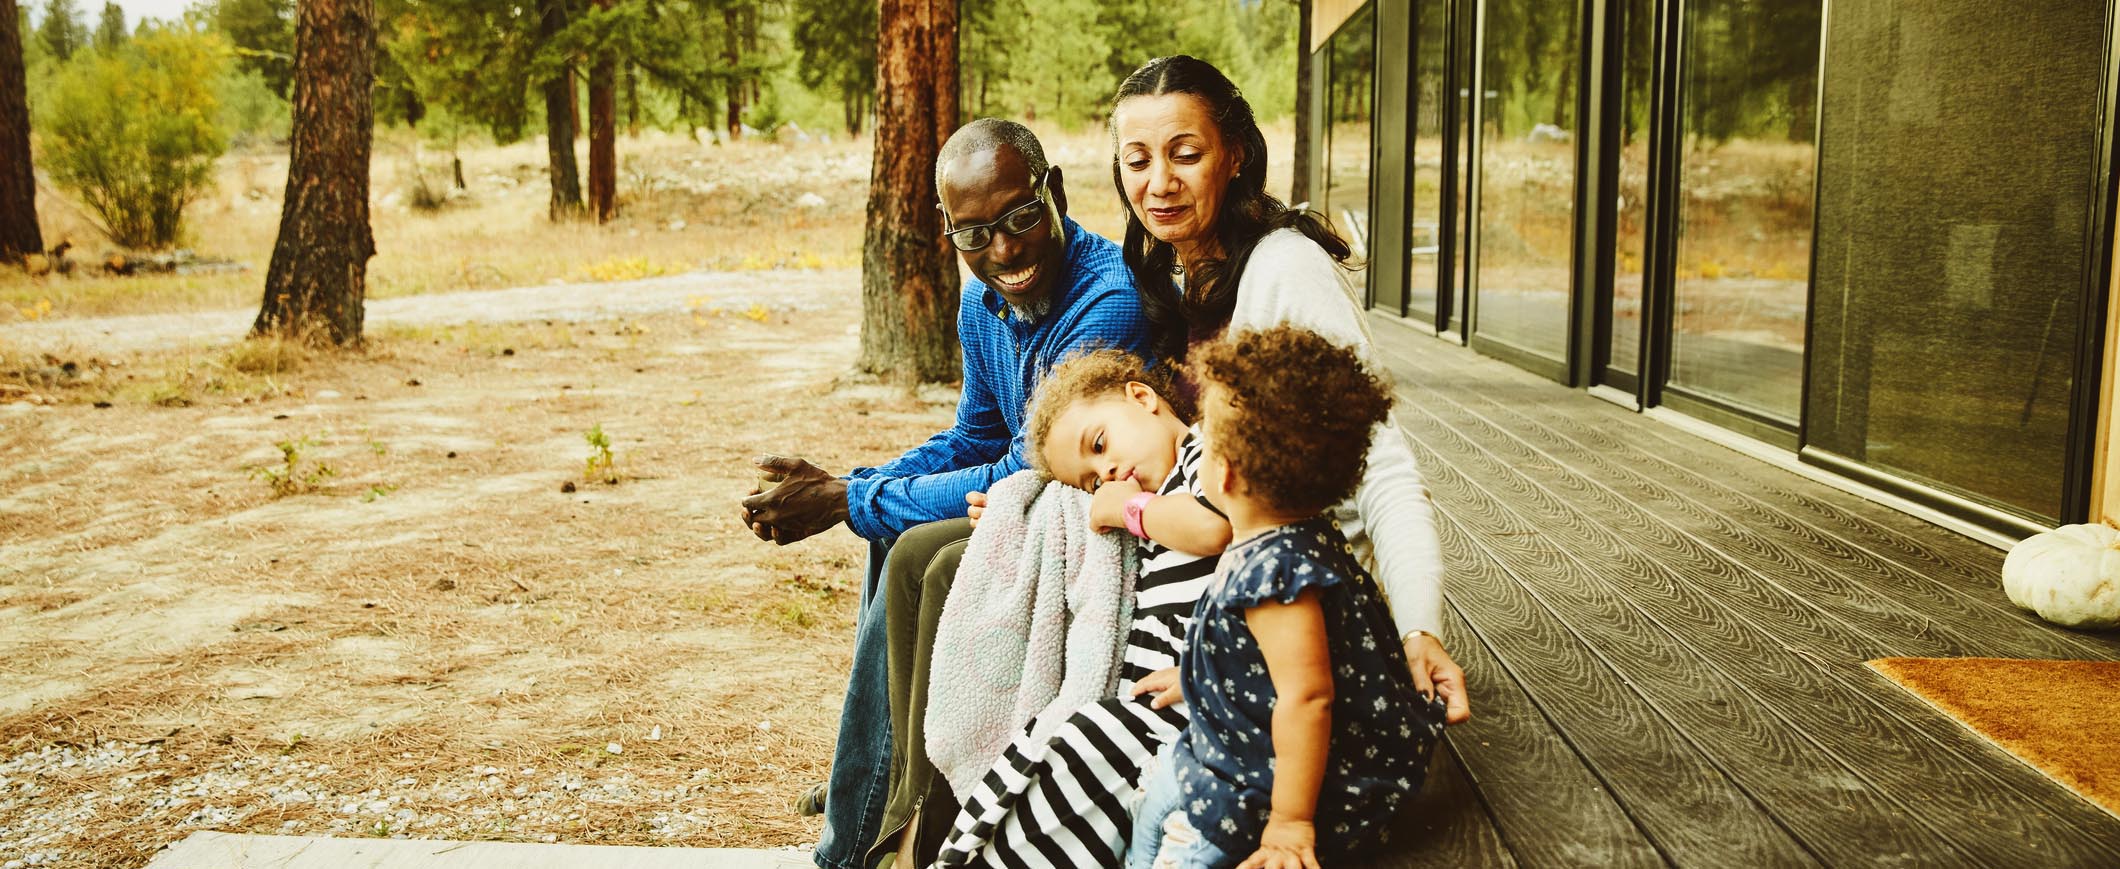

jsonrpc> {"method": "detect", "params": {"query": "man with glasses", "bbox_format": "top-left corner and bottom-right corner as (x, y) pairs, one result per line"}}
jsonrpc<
(739, 117), (1149, 869)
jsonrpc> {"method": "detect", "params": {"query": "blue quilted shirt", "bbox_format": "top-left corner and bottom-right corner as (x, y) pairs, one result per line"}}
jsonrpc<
(843, 217), (1151, 542)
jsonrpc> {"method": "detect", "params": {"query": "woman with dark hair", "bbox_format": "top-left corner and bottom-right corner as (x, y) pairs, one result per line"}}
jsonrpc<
(1107, 55), (1466, 725)
(926, 57), (1468, 869)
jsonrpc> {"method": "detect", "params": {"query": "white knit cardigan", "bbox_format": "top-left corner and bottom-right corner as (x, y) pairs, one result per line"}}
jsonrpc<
(1224, 227), (1447, 638)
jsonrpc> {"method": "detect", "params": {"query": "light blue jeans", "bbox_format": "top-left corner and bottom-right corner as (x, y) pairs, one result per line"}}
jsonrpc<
(1127, 742), (1232, 869)
(814, 537), (894, 869)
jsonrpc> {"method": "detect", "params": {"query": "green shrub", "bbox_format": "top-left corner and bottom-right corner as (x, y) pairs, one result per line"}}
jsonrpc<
(36, 27), (229, 250)
(218, 66), (291, 147)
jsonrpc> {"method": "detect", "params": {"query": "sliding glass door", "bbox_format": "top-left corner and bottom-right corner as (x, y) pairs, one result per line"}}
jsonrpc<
(1409, 0), (1451, 322)
(1470, 0), (1584, 366)
(1369, 0), (2111, 528)
(1664, 0), (1819, 422)
(1599, 0), (1656, 387)
(1324, 3), (1378, 296)
(1806, 0), (2106, 524)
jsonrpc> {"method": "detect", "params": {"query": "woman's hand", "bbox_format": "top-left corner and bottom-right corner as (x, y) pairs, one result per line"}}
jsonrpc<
(1089, 477), (1144, 532)
(1406, 633), (1471, 725)
(966, 490), (986, 528)
(1235, 816), (1319, 869)
(1129, 666), (1185, 709)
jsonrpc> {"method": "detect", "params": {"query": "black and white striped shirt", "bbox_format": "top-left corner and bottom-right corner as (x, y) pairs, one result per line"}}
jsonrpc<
(934, 429), (1216, 868)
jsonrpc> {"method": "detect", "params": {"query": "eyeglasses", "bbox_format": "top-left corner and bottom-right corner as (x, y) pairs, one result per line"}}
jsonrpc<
(939, 170), (1053, 252)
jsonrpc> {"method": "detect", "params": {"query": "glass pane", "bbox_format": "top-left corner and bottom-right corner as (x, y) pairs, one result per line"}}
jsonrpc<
(1607, 0), (1654, 377)
(1474, 0), (1581, 360)
(1449, 0), (1475, 333)
(1668, 0), (1819, 420)
(1409, 0), (1449, 319)
(1325, 5), (1377, 298)
(1808, 0), (2103, 522)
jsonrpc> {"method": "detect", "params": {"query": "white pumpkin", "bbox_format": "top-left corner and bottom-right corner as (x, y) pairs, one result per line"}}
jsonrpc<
(2002, 522), (2120, 629)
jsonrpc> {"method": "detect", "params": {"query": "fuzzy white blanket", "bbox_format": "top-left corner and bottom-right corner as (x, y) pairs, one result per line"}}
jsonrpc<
(923, 470), (1137, 799)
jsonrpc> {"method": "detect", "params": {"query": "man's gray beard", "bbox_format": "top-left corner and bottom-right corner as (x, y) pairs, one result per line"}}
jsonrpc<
(1008, 297), (1051, 324)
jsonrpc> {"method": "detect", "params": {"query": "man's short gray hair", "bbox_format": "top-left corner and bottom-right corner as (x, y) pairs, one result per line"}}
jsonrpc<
(935, 118), (1052, 197)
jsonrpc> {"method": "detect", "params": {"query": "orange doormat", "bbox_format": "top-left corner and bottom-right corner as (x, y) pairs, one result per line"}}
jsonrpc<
(1868, 657), (2120, 821)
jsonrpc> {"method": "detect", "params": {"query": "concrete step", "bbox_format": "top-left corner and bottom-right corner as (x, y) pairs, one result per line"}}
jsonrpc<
(146, 832), (815, 869)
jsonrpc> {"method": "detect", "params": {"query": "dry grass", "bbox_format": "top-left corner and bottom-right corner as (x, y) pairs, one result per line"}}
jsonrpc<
(0, 302), (955, 867)
(0, 128), (871, 322)
(0, 123), (1298, 325)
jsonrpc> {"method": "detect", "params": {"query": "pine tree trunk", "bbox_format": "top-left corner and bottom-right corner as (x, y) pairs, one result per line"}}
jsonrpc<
(1291, 0), (1314, 206)
(254, 0), (375, 346)
(857, 0), (958, 382)
(722, 6), (744, 138)
(586, 0), (616, 223)
(0, 0), (41, 264)
(623, 62), (638, 135)
(539, 0), (582, 221)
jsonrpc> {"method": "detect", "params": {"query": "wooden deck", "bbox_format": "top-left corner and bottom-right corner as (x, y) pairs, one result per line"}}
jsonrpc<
(1365, 321), (2120, 868)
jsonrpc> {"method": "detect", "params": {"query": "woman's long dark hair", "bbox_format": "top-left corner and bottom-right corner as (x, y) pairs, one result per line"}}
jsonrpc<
(1111, 55), (1353, 364)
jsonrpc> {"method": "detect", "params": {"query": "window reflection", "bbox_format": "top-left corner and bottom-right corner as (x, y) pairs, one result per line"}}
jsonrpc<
(1608, 0), (1654, 377)
(1409, 0), (1449, 320)
(1668, 0), (1819, 420)
(1807, 0), (2102, 522)
(1474, 0), (1581, 360)
(1325, 3), (1377, 295)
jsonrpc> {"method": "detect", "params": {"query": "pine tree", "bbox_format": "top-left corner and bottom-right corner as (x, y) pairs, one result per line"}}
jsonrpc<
(214, 0), (295, 96)
(793, 0), (874, 135)
(537, 0), (582, 219)
(586, 0), (615, 221)
(90, 0), (119, 52)
(255, 0), (376, 345)
(858, 0), (959, 381)
(37, 0), (79, 61)
(0, 0), (40, 263)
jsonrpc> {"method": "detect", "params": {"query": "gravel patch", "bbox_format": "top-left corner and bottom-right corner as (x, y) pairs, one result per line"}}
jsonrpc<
(0, 741), (819, 867)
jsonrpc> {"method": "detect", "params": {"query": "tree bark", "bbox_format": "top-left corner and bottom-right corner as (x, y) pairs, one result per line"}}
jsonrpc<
(722, 5), (744, 138)
(254, 0), (375, 346)
(0, 0), (40, 264)
(586, 0), (616, 223)
(857, 0), (958, 382)
(623, 61), (638, 135)
(538, 0), (582, 221)
(1290, 0), (1314, 206)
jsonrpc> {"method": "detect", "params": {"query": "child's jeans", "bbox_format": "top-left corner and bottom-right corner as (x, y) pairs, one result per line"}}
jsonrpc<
(1127, 743), (1232, 869)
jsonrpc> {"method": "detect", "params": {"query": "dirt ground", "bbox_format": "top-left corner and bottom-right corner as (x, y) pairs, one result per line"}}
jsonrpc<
(0, 119), (1297, 868)
(0, 275), (957, 867)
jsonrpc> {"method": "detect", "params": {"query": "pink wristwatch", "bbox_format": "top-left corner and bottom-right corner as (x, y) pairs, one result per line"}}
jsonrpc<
(1123, 492), (1156, 538)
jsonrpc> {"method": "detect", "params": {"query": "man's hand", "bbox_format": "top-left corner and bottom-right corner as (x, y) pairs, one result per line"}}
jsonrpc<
(739, 455), (850, 546)
(966, 491), (986, 528)
(1406, 633), (1471, 725)
(1088, 477), (1143, 533)
(1128, 666), (1184, 709)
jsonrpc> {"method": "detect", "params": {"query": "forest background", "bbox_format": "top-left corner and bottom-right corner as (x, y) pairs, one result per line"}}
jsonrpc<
(14, 0), (1302, 178)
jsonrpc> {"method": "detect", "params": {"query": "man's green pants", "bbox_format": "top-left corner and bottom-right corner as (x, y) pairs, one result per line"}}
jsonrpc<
(866, 517), (973, 869)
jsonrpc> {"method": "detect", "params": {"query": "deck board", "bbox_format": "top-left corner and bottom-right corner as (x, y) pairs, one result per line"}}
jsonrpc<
(1402, 346), (2120, 663)
(1426, 590), (1665, 868)
(1371, 324), (2120, 867)
(1425, 467), (1950, 865)
(1431, 513), (1818, 866)
(1370, 747), (1517, 869)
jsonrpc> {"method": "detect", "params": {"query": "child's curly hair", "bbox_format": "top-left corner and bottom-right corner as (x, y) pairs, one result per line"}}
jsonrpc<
(1189, 325), (1393, 516)
(1024, 349), (1179, 479)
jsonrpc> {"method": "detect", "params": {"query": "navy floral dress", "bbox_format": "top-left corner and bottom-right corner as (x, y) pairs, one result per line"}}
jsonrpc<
(1173, 517), (1447, 863)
